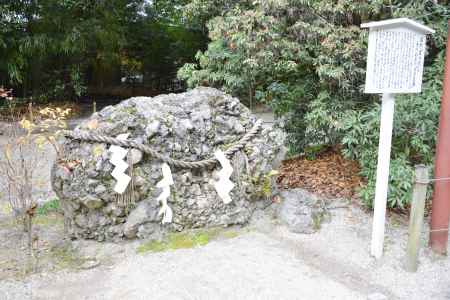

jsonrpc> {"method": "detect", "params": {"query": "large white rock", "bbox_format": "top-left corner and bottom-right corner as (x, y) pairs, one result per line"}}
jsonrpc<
(52, 88), (285, 241)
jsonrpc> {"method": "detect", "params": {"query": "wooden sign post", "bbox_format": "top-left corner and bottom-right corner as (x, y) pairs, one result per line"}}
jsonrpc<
(361, 18), (434, 259)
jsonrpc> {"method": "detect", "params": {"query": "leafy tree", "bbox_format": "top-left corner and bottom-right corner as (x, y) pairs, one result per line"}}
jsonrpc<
(180, 7), (300, 107)
(0, 0), (206, 101)
(184, 0), (253, 31)
(0, 0), (146, 100)
(179, 0), (383, 145)
(128, 0), (207, 84)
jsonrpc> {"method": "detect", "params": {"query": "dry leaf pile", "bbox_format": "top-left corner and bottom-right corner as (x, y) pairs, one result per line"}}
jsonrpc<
(277, 150), (363, 199)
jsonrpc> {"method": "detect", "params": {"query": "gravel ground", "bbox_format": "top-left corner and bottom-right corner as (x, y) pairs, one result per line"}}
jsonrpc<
(0, 108), (449, 300)
(0, 202), (449, 300)
(0, 233), (364, 300)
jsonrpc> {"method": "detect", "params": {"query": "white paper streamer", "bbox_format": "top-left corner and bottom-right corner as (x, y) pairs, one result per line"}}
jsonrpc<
(109, 133), (131, 194)
(213, 150), (235, 204)
(156, 163), (174, 224)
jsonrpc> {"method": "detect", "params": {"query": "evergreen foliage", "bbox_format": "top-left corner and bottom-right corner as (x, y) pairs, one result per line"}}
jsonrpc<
(0, 0), (206, 101)
(179, 0), (450, 208)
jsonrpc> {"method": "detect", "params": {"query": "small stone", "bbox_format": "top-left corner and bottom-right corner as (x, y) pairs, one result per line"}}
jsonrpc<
(367, 293), (388, 300)
(190, 184), (202, 196)
(180, 172), (192, 185)
(234, 123), (245, 134)
(194, 147), (202, 156)
(79, 259), (100, 270)
(173, 143), (182, 152)
(130, 149), (143, 164)
(75, 214), (88, 228)
(111, 204), (125, 217)
(82, 195), (104, 209)
(277, 189), (327, 234)
(86, 170), (99, 178)
(159, 125), (169, 137)
(94, 185), (107, 195)
(95, 160), (104, 171)
(106, 208), (119, 221)
(180, 119), (193, 130)
(123, 202), (158, 238)
(87, 179), (99, 186)
(137, 223), (161, 239)
(192, 109), (211, 121)
(146, 120), (160, 138)
(202, 144), (210, 154)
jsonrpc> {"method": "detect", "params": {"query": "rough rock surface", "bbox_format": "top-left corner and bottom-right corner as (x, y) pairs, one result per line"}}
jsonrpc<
(52, 87), (285, 241)
(277, 188), (327, 234)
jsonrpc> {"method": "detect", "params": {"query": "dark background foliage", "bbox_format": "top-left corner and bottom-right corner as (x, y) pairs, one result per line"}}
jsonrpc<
(0, 0), (207, 101)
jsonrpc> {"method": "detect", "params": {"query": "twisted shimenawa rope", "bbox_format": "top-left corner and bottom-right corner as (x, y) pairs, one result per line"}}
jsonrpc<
(61, 119), (263, 169)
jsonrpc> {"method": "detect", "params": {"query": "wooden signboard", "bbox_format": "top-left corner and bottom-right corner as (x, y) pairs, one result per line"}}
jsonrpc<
(361, 18), (434, 259)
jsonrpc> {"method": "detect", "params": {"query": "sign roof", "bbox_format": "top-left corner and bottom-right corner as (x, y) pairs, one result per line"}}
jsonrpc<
(361, 18), (435, 34)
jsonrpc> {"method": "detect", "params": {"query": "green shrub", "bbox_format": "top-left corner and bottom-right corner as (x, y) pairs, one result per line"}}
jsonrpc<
(179, 0), (449, 208)
(179, 0), (380, 146)
(342, 51), (445, 208)
(37, 198), (61, 215)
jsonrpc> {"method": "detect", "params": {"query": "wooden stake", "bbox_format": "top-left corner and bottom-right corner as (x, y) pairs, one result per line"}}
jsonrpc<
(28, 102), (33, 122)
(405, 165), (429, 272)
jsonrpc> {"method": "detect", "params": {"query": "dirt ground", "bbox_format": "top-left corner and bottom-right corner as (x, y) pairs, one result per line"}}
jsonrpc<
(0, 198), (449, 300)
